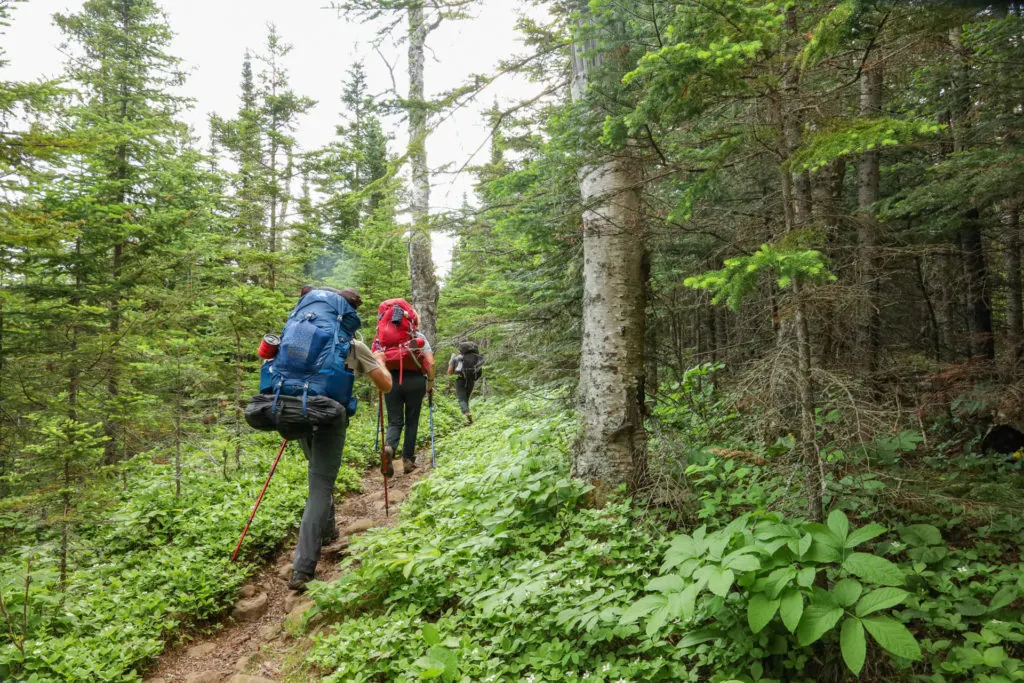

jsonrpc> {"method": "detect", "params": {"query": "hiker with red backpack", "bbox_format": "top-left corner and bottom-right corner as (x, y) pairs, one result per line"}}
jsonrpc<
(243, 286), (392, 593)
(372, 298), (434, 477)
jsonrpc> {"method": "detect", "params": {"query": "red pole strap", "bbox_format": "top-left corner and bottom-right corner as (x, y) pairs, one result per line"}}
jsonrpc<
(379, 391), (390, 517)
(231, 439), (289, 561)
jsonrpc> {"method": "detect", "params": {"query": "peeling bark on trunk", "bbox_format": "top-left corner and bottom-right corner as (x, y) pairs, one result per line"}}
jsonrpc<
(407, 1), (439, 344)
(570, 19), (648, 502)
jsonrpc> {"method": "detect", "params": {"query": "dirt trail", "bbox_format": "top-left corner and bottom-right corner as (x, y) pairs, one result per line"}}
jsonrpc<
(144, 456), (431, 683)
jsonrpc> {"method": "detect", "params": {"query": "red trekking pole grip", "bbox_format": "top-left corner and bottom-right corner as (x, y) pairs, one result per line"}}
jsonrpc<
(231, 439), (289, 561)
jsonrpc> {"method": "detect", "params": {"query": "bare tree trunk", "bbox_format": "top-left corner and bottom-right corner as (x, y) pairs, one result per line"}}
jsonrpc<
(857, 58), (883, 375)
(961, 209), (995, 362)
(570, 18), (648, 502)
(407, 1), (439, 344)
(778, 9), (822, 521)
(1004, 201), (1022, 374)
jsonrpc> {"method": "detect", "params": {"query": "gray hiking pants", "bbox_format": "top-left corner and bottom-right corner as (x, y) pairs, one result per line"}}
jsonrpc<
(455, 375), (476, 415)
(292, 416), (347, 578)
(384, 370), (427, 462)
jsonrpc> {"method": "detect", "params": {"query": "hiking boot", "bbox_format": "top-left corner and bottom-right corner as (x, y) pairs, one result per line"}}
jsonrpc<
(288, 570), (313, 593)
(381, 445), (395, 478)
(403, 458), (418, 474)
(464, 412), (473, 425)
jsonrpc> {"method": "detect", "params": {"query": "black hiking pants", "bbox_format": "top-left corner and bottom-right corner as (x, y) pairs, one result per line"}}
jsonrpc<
(384, 370), (427, 462)
(455, 375), (476, 415)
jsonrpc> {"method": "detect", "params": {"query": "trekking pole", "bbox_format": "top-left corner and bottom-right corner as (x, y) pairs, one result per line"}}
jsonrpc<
(429, 391), (436, 469)
(378, 391), (390, 517)
(231, 439), (288, 561)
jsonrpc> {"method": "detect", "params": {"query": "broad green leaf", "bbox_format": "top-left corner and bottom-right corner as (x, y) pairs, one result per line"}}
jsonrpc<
(843, 553), (905, 587)
(680, 583), (700, 621)
(841, 618), (866, 675)
(647, 574), (686, 593)
(422, 623), (440, 646)
(862, 615), (923, 661)
(898, 524), (942, 548)
(798, 533), (813, 557)
(797, 567), (817, 588)
(989, 586), (1018, 612)
(708, 567), (735, 597)
(804, 540), (842, 563)
(845, 523), (887, 549)
(765, 567), (797, 599)
(780, 589), (804, 633)
(747, 594), (780, 634)
(724, 549), (761, 572)
(806, 523), (844, 549)
(676, 629), (722, 649)
(797, 604), (844, 646)
(855, 588), (909, 617)
(983, 646), (1007, 668)
(833, 579), (863, 607)
(827, 510), (849, 542)
(647, 604), (673, 637)
(620, 595), (666, 625)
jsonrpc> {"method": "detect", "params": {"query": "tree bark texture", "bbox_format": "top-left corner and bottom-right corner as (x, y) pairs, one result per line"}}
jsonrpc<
(960, 210), (995, 362)
(1004, 202), (1023, 373)
(570, 20), (648, 502)
(857, 58), (882, 375)
(407, 1), (439, 344)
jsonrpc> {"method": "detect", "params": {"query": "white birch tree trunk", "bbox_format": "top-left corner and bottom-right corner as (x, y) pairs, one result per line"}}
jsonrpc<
(569, 22), (648, 503)
(407, 1), (439, 344)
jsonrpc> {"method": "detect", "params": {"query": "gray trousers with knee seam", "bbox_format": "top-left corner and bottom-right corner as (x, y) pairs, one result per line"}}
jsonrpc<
(455, 375), (475, 415)
(292, 416), (347, 578)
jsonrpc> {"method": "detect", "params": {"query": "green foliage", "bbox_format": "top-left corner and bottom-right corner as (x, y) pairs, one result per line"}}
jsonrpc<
(653, 362), (738, 443)
(624, 510), (920, 678)
(789, 118), (945, 173)
(684, 245), (836, 311)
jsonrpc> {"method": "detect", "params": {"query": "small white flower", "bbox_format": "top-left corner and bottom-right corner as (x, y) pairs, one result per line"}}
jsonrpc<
(603, 663), (611, 672)
(582, 673), (591, 680)
(957, 566), (970, 574)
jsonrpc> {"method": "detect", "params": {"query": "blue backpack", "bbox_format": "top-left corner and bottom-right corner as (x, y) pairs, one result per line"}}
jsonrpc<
(259, 289), (362, 416)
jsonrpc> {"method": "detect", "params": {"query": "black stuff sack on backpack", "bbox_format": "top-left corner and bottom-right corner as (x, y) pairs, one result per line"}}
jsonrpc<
(457, 342), (484, 380)
(245, 393), (347, 440)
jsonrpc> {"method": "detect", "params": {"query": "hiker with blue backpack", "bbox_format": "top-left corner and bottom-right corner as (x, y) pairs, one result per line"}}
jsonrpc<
(244, 286), (392, 593)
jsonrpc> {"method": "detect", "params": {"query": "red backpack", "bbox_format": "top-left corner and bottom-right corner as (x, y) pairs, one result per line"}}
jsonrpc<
(373, 298), (427, 382)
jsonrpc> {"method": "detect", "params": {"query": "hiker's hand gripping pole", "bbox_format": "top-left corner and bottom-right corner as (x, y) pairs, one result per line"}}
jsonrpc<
(379, 391), (390, 517)
(231, 439), (288, 561)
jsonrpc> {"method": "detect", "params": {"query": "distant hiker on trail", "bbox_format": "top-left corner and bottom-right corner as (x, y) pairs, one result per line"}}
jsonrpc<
(448, 341), (484, 424)
(372, 298), (434, 478)
(246, 286), (392, 593)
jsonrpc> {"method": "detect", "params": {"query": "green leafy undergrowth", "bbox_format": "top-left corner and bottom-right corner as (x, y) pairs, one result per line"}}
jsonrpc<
(303, 397), (1024, 682)
(0, 391), (466, 682)
(0, 392), (464, 682)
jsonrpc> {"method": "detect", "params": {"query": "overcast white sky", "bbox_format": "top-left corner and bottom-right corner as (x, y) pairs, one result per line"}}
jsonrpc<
(1, 0), (550, 275)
